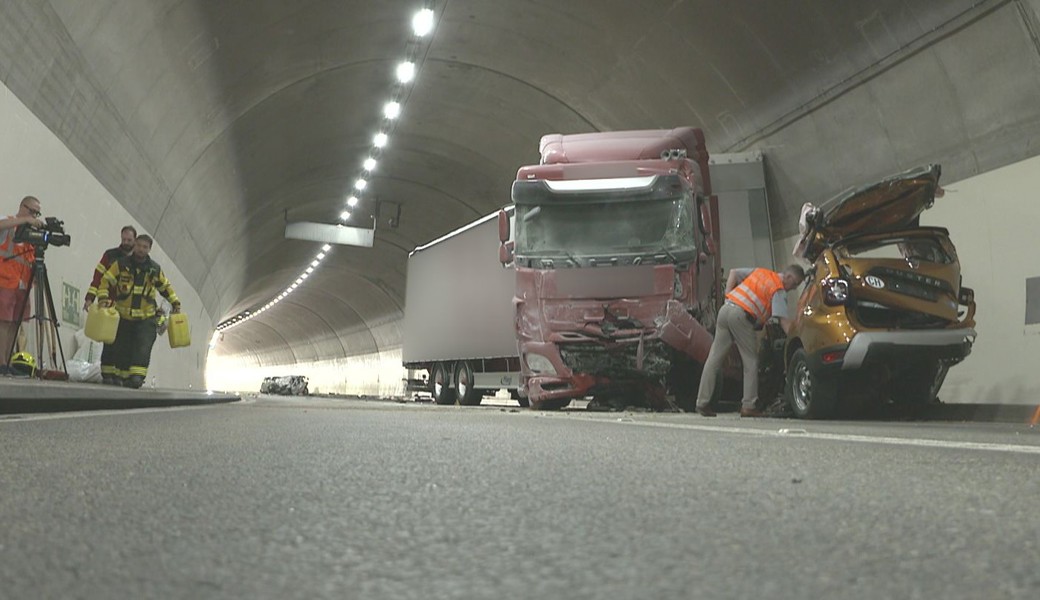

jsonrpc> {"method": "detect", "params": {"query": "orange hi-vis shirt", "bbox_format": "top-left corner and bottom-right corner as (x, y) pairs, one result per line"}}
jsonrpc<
(726, 268), (784, 325)
(0, 217), (34, 290)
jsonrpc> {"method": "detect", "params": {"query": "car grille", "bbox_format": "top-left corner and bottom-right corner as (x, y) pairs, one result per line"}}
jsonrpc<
(867, 266), (953, 302)
(851, 302), (952, 329)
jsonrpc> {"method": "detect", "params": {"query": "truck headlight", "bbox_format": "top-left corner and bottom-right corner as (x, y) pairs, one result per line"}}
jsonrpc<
(525, 353), (557, 375)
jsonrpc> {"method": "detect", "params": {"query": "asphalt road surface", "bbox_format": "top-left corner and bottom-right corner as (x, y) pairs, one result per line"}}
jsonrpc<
(1, 397), (1038, 599)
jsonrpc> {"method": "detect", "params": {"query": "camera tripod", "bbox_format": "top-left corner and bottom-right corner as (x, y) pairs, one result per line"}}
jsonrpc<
(7, 245), (67, 378)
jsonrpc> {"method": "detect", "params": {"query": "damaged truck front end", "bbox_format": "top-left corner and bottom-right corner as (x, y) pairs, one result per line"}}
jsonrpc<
(509, 169), (717, 409)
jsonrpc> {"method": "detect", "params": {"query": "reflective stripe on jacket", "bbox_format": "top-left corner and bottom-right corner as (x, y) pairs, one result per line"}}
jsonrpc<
(726, 268), (783, 325)
(86, 247), (128, 302)
(97, 255), (179, 320)
(0, 216), (34, 290)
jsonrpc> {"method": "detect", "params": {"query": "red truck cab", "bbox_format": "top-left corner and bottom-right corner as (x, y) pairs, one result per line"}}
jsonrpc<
(503, 127), (722, 409)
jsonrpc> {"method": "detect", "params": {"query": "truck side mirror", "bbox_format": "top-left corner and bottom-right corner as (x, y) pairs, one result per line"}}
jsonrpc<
(499, 240), (515, 266)
(498, 209), (510, 243)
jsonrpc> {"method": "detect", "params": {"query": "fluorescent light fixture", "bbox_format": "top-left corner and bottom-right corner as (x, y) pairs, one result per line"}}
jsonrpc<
(396, 61), (415, 83)
(383, 101), (401, 120)
(346, 196), (358, 208)
(363, 157), (377, 171)
(306, 266), (315, 274)
(322, 244), (332, 251)
(295, 278), (303, 285)
(354, 178), (367, 190)
(301, 273), (309, 279)
(340, 211), (351, 221)
(311, 260), (320, 267)
(316, 252), (326, 260)
(373, 132), (388, 148)
(412, 8), (434, 36)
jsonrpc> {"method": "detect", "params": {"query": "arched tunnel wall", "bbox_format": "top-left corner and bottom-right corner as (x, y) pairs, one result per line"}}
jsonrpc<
(4, 1), (1040, 402)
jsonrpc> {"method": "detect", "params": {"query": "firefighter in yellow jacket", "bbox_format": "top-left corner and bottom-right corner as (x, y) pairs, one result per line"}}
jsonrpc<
(96, 234), (180, 388)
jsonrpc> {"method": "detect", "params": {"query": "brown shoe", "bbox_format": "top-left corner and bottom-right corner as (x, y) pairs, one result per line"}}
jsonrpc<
(740, 407), (766, 418)
(696, 405), (717, 417)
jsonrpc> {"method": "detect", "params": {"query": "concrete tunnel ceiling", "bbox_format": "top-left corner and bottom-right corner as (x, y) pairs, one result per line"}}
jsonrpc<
(3, 0), (1040, 367)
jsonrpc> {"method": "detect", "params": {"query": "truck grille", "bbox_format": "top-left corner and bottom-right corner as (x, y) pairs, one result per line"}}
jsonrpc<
(559, 340), (670, 378)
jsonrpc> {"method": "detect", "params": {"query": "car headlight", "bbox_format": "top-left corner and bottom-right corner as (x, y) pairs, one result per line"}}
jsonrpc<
(822, 277), (850, 306)
(525, 353), (557, 375)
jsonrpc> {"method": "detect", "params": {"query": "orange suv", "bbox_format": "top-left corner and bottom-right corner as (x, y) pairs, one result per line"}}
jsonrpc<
(783, 164), (976, 418)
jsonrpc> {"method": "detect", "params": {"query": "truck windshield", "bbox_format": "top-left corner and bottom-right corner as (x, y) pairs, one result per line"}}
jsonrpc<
(514, 193), (695, 260)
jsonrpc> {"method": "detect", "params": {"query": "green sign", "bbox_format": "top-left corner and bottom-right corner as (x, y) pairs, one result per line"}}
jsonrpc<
(62, 282), (80, 326)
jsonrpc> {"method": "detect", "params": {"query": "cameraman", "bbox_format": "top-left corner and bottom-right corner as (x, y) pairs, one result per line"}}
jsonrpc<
(96, 234), (180, 388)
(0, 196), (44, 369)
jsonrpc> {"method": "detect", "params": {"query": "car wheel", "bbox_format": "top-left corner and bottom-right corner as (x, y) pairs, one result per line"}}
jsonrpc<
(786, 348), (838, 419)
(430, 363), (456, 405)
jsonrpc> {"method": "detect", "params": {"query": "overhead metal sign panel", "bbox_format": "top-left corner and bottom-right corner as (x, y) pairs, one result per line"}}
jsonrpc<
(285, 222), (374, 247)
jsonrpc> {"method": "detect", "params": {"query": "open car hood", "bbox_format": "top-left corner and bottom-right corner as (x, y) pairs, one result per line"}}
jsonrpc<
(799, 164), (942, 260)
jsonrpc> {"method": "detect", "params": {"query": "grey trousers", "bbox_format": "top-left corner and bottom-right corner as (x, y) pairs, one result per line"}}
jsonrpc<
(696, 303), (759, 410)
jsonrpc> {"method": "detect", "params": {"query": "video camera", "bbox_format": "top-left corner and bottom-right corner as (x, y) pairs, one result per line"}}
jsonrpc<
(15, 216), (71, 248)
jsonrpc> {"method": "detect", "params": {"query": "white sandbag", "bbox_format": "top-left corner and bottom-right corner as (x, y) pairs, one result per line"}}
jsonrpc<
(72, 328), (104, 365)
(67, 359), (102, 383)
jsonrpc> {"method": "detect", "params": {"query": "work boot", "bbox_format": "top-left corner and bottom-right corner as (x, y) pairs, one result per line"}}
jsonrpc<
(125, 375), (145, 389)
(102, 375), (119, 386)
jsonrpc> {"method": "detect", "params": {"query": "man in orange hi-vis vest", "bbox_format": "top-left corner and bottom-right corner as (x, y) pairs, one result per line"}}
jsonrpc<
(0, 196), (44, 370)
(695, 264), (805, 417)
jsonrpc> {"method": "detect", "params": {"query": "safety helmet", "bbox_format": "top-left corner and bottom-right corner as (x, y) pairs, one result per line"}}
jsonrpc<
(10, 351), (37, 376)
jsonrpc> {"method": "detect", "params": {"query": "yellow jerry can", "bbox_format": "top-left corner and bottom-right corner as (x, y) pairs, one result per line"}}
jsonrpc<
(84, 304), (120, 344)
(167, 313), (191, 348)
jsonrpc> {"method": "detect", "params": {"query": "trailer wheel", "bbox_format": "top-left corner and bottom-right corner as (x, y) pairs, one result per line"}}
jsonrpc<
(431, 363), (456, 405)
(454, 361), (483, 406)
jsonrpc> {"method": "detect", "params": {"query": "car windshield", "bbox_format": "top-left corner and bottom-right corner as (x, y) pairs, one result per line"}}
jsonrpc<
(514, 194), (694, 258)
(840, 236), (952, 264)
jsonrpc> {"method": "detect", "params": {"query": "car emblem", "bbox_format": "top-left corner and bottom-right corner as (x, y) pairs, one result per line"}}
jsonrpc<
(865, 275), (885, 289)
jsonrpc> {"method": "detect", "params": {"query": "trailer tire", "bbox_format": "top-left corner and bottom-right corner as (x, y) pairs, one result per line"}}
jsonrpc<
(431, 363), (456, 405)
(454, 361), (483, 406)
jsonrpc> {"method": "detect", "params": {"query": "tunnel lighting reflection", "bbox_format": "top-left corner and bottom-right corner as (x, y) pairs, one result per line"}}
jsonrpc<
(412, 8), (434, 36)
(373, 132), (388, 148)
(383, 101), (401, 120)
(396, 61), (415, 83)
(363, 157), (377, 171)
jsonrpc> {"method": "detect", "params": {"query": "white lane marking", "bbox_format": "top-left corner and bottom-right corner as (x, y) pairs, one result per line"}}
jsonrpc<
(594, 418), (1040, 455)
(0, 399), (243, 423)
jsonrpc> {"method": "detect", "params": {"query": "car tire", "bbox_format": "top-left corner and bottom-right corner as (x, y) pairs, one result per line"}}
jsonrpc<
(786, 348), (838, 419)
